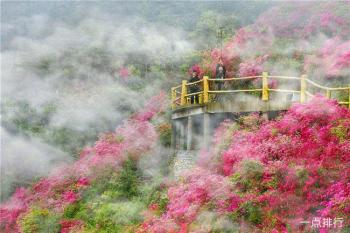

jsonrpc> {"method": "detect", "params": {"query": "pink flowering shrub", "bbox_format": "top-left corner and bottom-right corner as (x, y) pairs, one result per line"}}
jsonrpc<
(305, 38), (350, 78)
(0, 93), (165, 233)
(0, 188), (29, 232)
(238, 60), (263, 77)
(140, 168), (233, 233)
(133, 91), (166, 121)
(187, 65), (203, 79)
(140, 96), (350, 232)
(197, 2), (350, 87)
(60, 219), (84, 233)
(255, 3), (349, 39)
(227, 98), (350, 231)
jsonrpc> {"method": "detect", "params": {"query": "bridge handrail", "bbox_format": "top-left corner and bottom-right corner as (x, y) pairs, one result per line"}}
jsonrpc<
(171, 72), (350, 110)
(305, 78), (349, 91)
(208, 89), (262, 93)
(173, 84), (182, 89)
(184, 91), (203, 97)
(267, 76), (301, 80)
(186, 79), (203, 85)
(208, 76), (261, 81)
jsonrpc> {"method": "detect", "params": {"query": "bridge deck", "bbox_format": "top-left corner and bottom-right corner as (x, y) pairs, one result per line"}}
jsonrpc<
(170, 73), (349, 151)
(172, 93), (294, 119)
(171, 73), (349, 117)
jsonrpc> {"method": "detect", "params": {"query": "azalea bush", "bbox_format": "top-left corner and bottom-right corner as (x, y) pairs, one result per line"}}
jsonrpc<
(20, 208), (60, 233)
(6, 96), (348, 233)
(139, 96), (350, 233)
(196, 2), (350, 89)
(0, 93), (166, 233)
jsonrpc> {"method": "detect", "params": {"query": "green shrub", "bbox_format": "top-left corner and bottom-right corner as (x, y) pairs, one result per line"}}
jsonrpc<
(145, 188), (169, 214)
(241, 160), (264, 181)
(331, 119), (350, 143)
(114, 158), (140, 198)
(63, 201), (91, 220)
(235, 160), (264, 191)
(60, 158), (144, 232)
(240, 201), (263, 225)
(20, 208), (61, 233)
(83, 158), (140, 200)
(75, 200), (146, 233)
(157, 123), (172, 147)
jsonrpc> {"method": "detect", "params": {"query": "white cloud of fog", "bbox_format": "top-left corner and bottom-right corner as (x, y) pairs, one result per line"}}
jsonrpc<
(2, 11), (192, 116)
(1, 9), (193, 201)
(0, 127), (72, 201)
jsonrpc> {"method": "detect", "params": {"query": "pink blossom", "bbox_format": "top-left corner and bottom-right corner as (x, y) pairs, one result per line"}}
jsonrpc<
(60, 219), (84, 233)
(77, 177), (89, 186)
(62, 191), (78, 204)
(118, 67), (130, 78)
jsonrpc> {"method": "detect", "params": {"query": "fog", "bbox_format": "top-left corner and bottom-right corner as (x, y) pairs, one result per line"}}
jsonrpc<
(1, 1), (273, 201)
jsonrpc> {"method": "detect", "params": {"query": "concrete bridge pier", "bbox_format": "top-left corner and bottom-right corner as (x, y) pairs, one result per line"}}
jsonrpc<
(171, 111), (214, 151)
(203, 113), (211, 149)
(179, 119), (186, 150)
(186, 113), (211, 150)
(186, 115), (193, 150)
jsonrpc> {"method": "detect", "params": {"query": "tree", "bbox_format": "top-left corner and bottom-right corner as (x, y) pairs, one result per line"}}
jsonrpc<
(191, 10), (241, 50)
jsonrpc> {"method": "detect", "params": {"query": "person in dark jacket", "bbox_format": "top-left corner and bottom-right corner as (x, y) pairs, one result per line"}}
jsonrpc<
(215, 61), (226, 90)
(188, 71), (200, 104)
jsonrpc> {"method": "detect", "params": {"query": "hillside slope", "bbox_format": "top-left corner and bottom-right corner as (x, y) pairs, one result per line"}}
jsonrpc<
(140, 96), (350, 232)
(0, 93), (169, 233)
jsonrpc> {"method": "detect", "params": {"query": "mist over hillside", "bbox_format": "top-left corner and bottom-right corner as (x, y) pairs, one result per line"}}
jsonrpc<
(2, 1), (272, 49)
(1, 1), (272, 201)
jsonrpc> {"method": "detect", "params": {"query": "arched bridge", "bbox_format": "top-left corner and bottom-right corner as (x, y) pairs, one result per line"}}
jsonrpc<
(170, 72), (350, 151)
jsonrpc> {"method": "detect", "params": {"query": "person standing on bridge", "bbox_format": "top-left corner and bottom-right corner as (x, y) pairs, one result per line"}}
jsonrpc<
(188, 71), (200, 104)
(215, 60), (226, 90)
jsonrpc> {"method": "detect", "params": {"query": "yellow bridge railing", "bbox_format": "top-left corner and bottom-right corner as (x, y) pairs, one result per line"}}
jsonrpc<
(171, 72), (350, 110)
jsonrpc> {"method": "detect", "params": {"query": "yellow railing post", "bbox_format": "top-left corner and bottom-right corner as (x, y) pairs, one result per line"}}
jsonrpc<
(203, 76), (209, 104)
(262, 72), (269, 101)
(348, 86), (350, 109)
(181, 80), (187, 106)
(300, 74), (307, 103)
(171, 87), (176, 109)
(326, 89), (331, 99)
